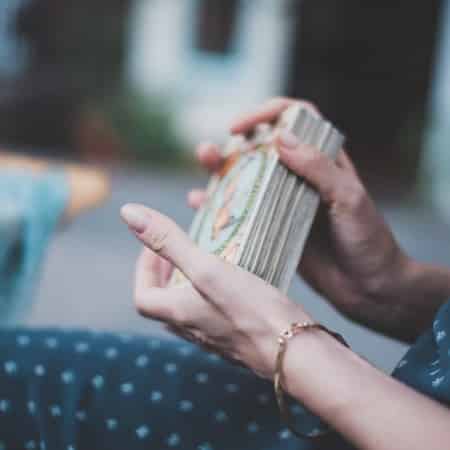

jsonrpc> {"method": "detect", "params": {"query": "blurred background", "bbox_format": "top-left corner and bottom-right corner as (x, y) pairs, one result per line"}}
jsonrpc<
(1, 0), (450, 372)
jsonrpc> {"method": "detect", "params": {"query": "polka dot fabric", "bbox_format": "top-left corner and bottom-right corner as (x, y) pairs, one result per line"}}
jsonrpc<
(0, 328), (319, 450)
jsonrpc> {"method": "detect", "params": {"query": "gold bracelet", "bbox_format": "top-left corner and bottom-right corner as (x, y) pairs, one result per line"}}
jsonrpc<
(274, 321), (350, 439)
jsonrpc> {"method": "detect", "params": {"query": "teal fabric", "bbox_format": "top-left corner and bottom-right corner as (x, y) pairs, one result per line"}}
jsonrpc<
(0, 170), (69, 323)
(320, 299), (450, 449)
(392, 299), (450, 403)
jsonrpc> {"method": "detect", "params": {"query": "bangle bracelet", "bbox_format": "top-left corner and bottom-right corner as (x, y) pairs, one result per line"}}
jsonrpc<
(273, 321), (350, 439)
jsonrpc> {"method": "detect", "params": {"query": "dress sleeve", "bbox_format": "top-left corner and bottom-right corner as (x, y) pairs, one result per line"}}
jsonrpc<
(392, 300), (450, 405)
(0, 170), (69, 323)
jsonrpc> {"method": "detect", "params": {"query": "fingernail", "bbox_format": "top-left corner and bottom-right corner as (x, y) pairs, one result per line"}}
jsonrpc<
(279, 130), (299, 149)
(120, 204), (149, 233)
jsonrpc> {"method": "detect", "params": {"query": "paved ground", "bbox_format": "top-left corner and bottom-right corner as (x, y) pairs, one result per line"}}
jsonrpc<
(24, 168), (450, 373)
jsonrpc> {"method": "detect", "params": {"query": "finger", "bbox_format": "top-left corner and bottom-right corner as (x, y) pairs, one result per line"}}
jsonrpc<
(230, 97), (317, 135)
(135, 283), (202, 325)
(336, 149), (358, 175)
(187, 189), (208, 209)
(135, 248), (169, 291)
(135, 248), (173, 298)
(121, 203), (225, 294)
(196, 142), (224, 172)
(277, 132), (344, 205)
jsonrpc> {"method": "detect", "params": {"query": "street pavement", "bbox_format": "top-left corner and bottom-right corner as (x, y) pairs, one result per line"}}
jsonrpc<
(25, 168), (450, 373)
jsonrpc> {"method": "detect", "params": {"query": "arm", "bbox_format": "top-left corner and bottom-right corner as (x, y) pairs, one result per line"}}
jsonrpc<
(0, 150), (110, 221)
(190, 97), (450, 342)
(121, 204), (450, 450)
(283, 326), (450, 450)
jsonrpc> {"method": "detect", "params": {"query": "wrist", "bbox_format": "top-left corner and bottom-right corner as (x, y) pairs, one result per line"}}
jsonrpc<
(281, 324), (364, 421)
(355, 253), (450, 341)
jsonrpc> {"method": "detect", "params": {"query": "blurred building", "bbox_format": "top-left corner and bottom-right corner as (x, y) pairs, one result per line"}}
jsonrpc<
(0, 0), (447, 198)
(127, 0), (295, 145)
(424, 0), (450, 218)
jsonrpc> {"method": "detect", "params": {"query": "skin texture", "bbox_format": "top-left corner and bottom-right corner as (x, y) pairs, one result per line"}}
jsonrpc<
(120, 203), (450, 450)
(190, 98), (450, 342)
(120, 97), (450, 450)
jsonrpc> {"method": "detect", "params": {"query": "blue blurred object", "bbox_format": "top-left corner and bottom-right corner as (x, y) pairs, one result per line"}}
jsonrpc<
(0, 169), (68, 323)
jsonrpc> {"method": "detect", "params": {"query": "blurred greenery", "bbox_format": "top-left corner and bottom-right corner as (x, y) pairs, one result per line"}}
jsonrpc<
(98, 90), (190, 167)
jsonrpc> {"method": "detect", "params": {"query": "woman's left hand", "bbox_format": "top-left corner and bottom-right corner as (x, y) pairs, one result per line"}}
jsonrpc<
(121, 203), (310, 380)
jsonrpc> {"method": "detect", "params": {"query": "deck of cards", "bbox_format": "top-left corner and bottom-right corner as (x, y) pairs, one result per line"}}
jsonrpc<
(172, 104), (345, 293)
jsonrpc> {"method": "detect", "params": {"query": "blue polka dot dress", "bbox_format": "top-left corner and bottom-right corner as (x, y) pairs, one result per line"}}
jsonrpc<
(0, 328), (312, 450)
(1, 299), (450, 450)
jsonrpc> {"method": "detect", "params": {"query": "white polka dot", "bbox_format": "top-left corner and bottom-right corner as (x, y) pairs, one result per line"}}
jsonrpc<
(92, 375), (104, 389)
(165, 363), (177, 374)
(436, 330), (447, 342)
(195, 372), (208, 384)
(0, 399), (10, 413)
(432, 376), (445, 388)
(150, 391), (163, 402)
(45, 337), (58, 349)
(179, 400), (193, 412)
(17, 335), (30, 347)
(136, 355), (149, 368)
(431, 359), (440, 366)
(307, 428), (321, 438)
(396, 359), (407, 369)
(208, 353), (220, 362)
(67, 446), (76, 450)
(197, 443), (213, 450)
(120, 382), (134, 395)
(28, 401), (36, 415)
(247, 422), (259, 433)
(50, 405), (62, 417)
(74, 342), (90, 353)
(61, 370), (75, 384)
(136, 425), (150, 439)
(76, 410), (87, 421)
(167, 433), (181, 447)
(279, 428), (292, 439)
(214, 410), (228, 422)
(4, 360), (17, 375)
(105, 347), (118, 359)
(225, 383), (239, 393)
(179, 346), (193, 357)
(119, 333), (133, 343)
(40, 441), (46, 450)
(25, 440), (37, 450)
(34, 365), (45, 377)
(149, 339), (161, 349)
(106, 418), (118, 430)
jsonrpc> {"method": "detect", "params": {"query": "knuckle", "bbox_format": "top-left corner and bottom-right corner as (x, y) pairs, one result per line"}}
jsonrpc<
(342, 181), (367, 211)
(171, 306), (189, 326)
(301, 149), (325, 172)
(134, 292), (149, 316)
(145, 229), (169, 253)
(193, 258), (220, 290)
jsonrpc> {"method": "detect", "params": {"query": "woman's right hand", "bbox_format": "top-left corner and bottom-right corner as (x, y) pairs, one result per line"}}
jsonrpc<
(188, 98), (450, 341)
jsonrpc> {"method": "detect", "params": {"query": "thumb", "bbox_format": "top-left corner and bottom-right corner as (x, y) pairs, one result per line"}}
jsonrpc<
(120, 203), (217, 289)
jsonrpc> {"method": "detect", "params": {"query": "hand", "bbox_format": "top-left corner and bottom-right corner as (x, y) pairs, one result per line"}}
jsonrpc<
(121, 203), (309, 379)
(189, 98), (425, 340)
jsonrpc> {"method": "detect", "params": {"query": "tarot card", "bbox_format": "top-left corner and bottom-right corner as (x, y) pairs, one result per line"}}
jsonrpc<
(170, 105), (345, 291)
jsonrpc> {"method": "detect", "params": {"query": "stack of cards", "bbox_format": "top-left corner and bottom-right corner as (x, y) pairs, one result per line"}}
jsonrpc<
(172, 104), (345, 293)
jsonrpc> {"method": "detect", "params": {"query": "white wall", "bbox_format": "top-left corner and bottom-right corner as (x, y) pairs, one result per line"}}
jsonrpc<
(423, 0), (450, 218)
(127, 0), (294, 147)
